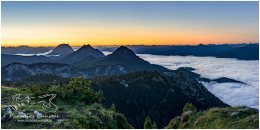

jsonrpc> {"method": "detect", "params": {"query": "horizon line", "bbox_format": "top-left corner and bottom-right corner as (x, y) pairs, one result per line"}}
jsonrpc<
(2, 42), (259, 48)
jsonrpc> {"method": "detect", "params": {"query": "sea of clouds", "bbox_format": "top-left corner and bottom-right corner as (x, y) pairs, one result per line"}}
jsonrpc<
(103, 51), (259, 109)
(138, 54), (259, 109)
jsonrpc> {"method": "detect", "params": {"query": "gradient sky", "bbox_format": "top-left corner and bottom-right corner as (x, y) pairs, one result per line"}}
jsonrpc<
(2, 1), (259, 47)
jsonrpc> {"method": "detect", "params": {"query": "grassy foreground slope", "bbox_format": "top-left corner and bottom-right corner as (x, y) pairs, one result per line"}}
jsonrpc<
(165, 104), (259, 129)
(1, 78), (133, 129)
(1, 77), (259, 129)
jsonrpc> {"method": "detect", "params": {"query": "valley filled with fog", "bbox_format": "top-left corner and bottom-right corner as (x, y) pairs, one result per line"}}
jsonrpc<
(103, 51), (259, 109)
(139, 54), (259, 109)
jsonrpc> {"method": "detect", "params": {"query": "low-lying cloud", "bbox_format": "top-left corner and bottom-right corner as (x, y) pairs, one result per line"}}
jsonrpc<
(15, 50), (53, 56)
(137, 54), (259, 109)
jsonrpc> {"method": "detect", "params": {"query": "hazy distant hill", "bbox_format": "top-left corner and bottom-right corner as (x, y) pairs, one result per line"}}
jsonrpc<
(216, 44), (259, 60)
(75, 46), (169, 76)
(1, 45), (52, 55)
(1, 44), (105, 66)
(91, 70), (228, 128)
(49, 43), (74, 56)
(1, 54), (50, 67)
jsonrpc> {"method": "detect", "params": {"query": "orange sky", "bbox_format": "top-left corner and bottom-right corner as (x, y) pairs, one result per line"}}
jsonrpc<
(2, 23), (258, 47)
(2, 1), (259, 47)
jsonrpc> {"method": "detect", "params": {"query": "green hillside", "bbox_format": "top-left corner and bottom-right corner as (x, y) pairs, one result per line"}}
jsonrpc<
(165, 103), (259, 129)
(1, 78), (133, 129)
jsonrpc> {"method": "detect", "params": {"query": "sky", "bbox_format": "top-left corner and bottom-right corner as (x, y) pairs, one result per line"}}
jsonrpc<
(1, 1), (259, 47)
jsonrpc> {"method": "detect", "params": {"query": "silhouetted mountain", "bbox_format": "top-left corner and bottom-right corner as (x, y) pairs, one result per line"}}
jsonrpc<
(63, 44), (104, 64)
(1, 45), (52, 55)
(76, 46), (170, 76)
(91, 70), (229, 128)
(49, 44), (74, 56)
(112, 46), (136, 57)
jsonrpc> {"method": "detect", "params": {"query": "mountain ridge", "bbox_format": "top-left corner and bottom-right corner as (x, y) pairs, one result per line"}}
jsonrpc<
(75, 46), (170, 77)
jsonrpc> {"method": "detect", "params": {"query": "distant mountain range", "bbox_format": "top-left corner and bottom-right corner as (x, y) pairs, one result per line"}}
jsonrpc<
(2, 46), (170, 80)
(1, 44), (106, 66)
(215, 44), (259, 60)
(2, 45), (247, 85)
(1, 45), (52, 55)
(2, 43), (258, 66)
(98, 43), (259, 60)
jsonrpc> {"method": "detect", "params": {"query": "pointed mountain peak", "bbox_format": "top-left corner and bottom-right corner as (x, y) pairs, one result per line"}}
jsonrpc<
(54, 43), (73, 50)
(79, 44), (94, 50)
(83, 44), (91, 47)
(64, 44), (105, 63)
(50, 43), (74, 55)
(112, 46), (136, 56)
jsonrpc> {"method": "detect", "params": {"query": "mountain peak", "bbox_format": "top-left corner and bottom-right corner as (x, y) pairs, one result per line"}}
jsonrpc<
(57, 43), (70, 47)
(78, 44), (95, 50)
(63, 44), (105, 64)
(83, 44), (92, 47)
(72, 44), (103, 56)
(50, 43), (74, 56)
(112, 46), (136, 56)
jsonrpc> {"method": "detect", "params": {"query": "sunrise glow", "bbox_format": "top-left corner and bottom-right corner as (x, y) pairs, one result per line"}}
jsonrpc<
(2, 1), (259, 47)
